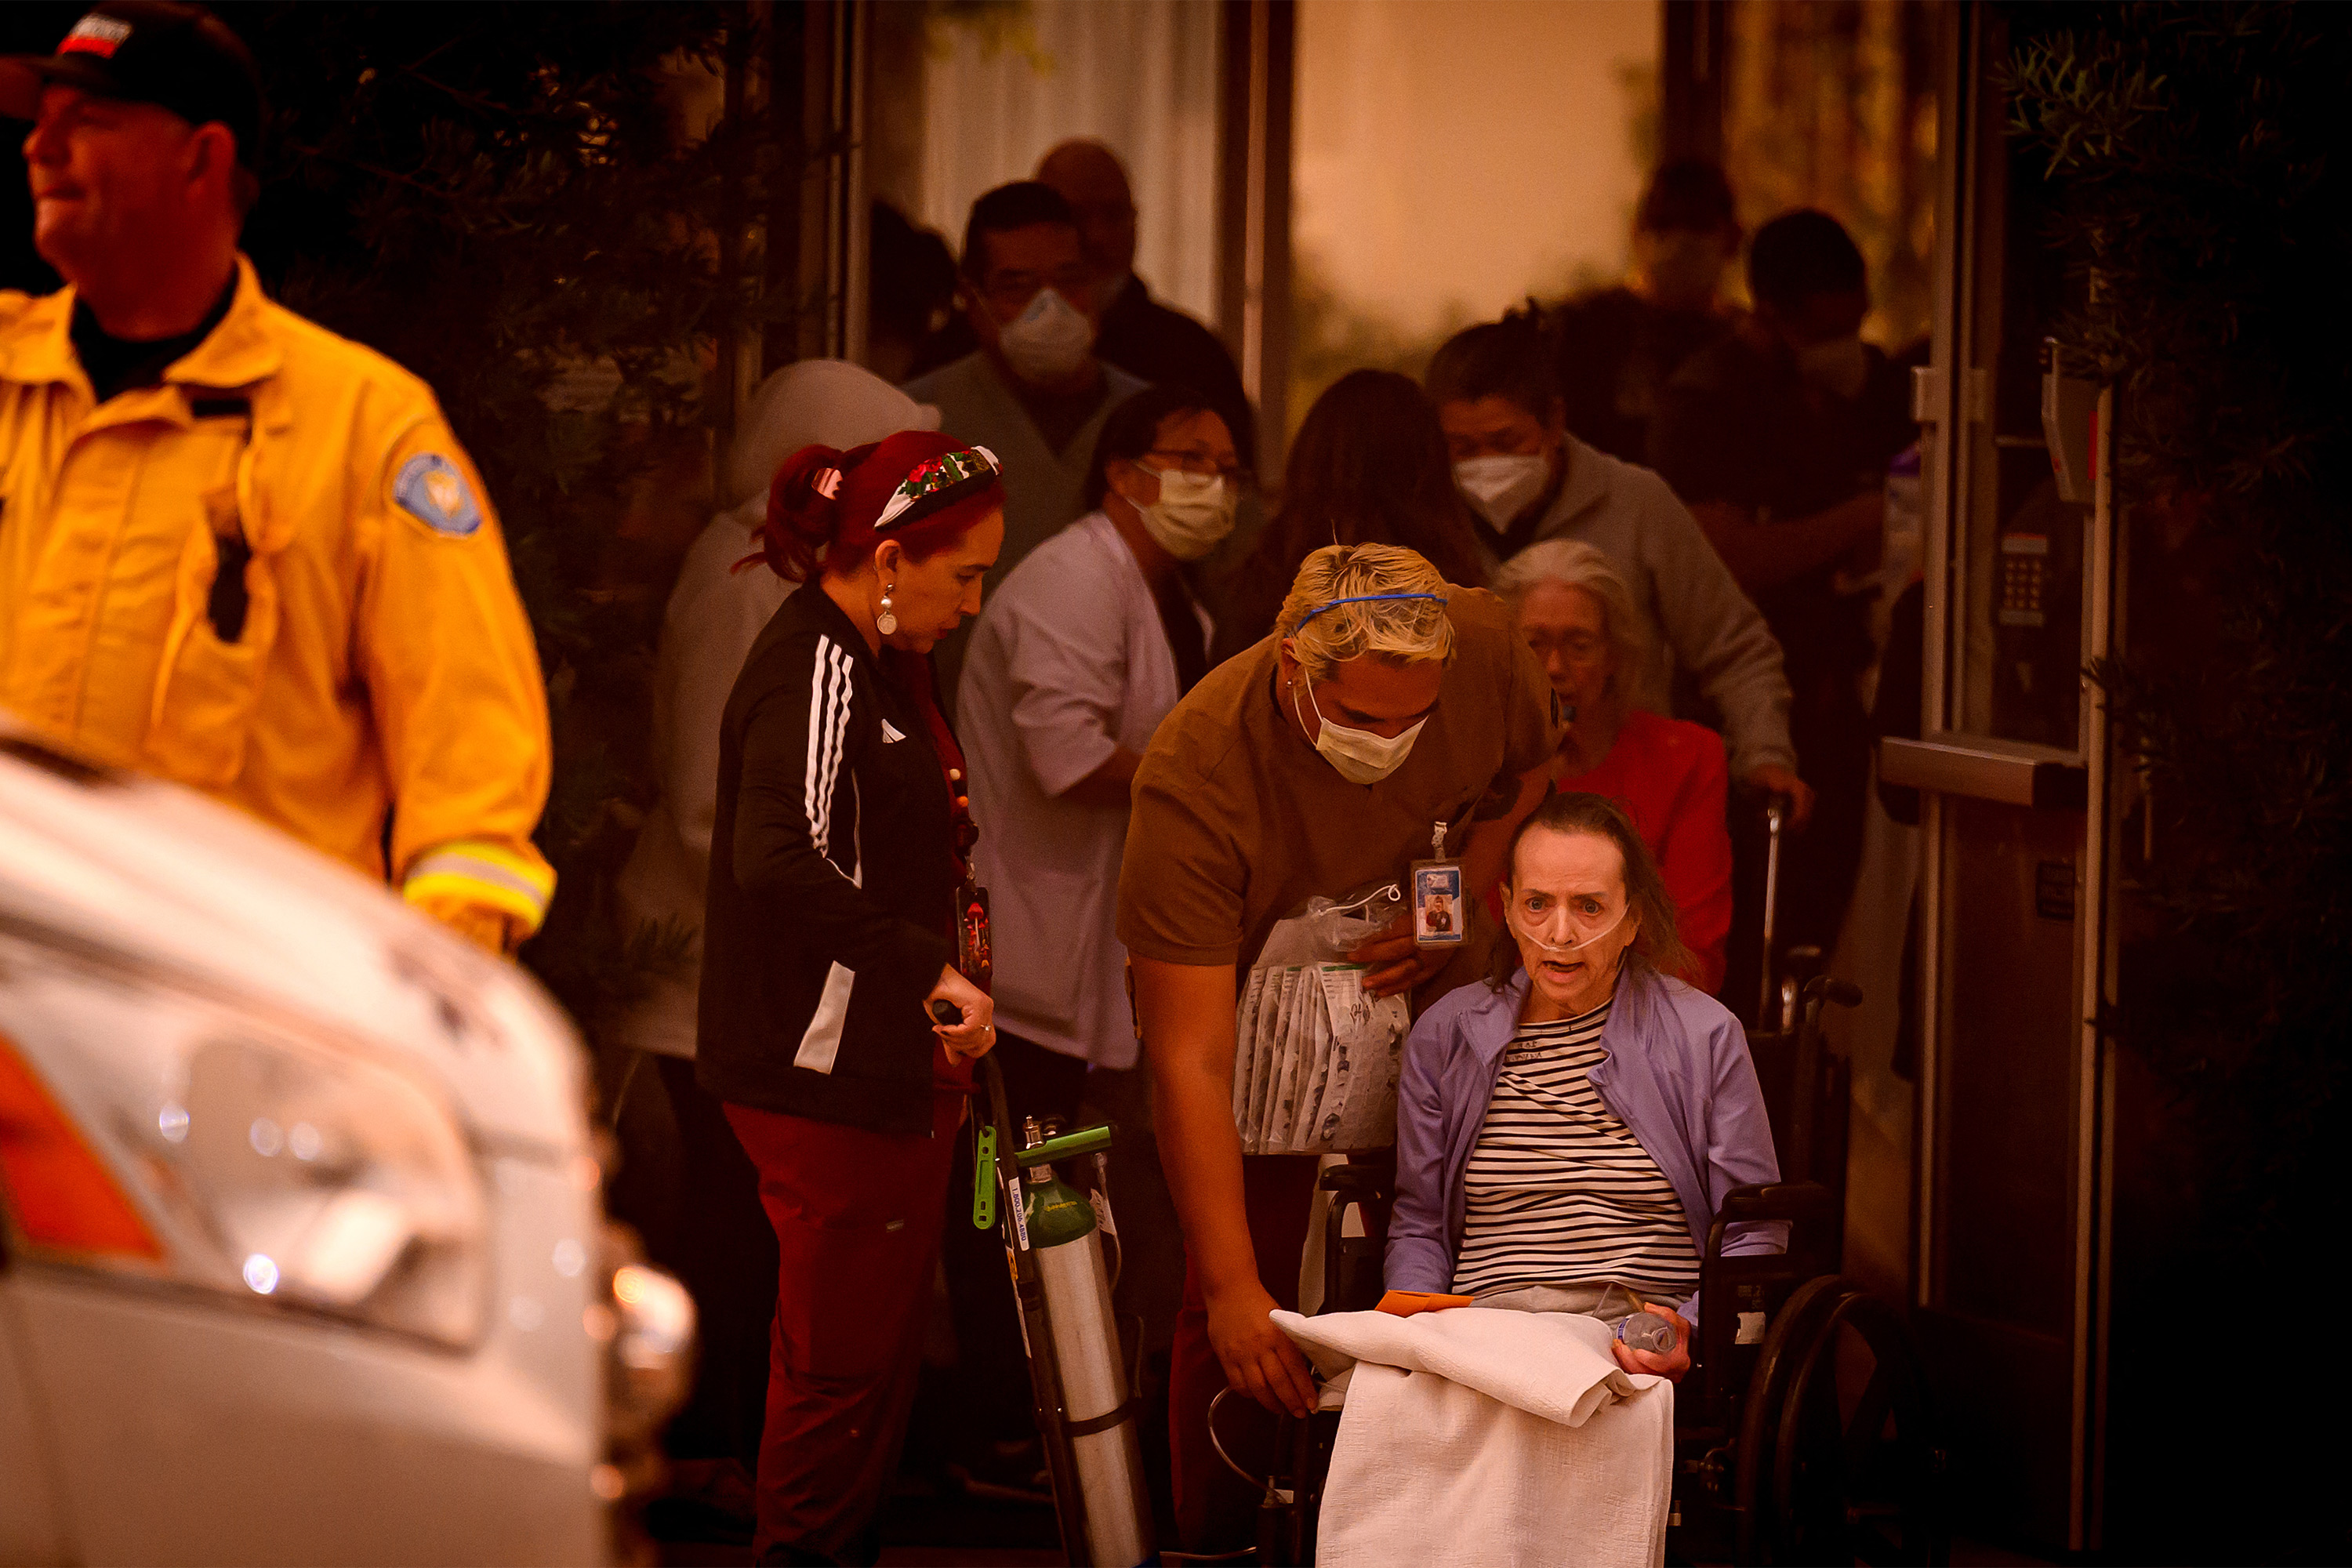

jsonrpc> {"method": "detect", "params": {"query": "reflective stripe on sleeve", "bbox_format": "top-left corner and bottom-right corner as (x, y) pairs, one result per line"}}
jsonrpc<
(401, 840), (556, 931)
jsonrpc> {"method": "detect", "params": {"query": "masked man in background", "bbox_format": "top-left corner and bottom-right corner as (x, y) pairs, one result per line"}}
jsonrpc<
(1116, 543), (1559, 1552)
(1035, 138), (1257, 474)
(1426, 311), (1804, 828)
(905, 141), (1255, 475)
(1649, 208), (1918, 1004)
(1549, 158), (1744, 467)
(905, 180), (1148, 698)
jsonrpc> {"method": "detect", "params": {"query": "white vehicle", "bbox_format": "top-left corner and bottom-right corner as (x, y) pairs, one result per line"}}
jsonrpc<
(0, 721), (691, 1566)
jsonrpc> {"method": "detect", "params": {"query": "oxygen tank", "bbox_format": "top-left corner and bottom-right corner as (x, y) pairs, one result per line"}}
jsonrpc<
(1021, 1122), (1152, 1568)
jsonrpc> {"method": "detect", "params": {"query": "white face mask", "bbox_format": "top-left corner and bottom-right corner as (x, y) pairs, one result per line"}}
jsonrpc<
(1453, 452), (1551, 530)
(1291, 677), (1426, 786)
(1136, 464), (1238, 561)
(1795, 334), (1869, 401)
(996, 287), (1094, 386)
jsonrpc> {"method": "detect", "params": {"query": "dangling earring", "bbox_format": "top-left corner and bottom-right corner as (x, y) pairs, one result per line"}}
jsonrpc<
(876, 584), (898, 637)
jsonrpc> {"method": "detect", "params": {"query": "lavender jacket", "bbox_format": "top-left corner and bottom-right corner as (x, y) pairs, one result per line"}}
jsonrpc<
(1385, 964), (1783, 1329)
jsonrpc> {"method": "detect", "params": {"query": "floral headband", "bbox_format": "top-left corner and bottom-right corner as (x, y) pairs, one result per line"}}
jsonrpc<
(837, 443), (1004, 532)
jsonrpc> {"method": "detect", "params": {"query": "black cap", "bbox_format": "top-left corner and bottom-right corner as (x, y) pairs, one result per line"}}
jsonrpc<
(0, 2), (263, 169)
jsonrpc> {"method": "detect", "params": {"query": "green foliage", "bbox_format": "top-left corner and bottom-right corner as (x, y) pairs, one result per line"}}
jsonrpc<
(2008, 3), (2352, 1247)
(926, 0), (1051, 71)
(238, 3), (762, 1049)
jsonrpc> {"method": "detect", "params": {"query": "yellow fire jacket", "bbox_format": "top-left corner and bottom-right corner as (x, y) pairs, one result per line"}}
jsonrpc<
(0, 256), (554, 953)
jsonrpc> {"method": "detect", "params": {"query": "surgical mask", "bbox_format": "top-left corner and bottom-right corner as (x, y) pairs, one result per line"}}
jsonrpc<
(1290, 677), (1426, 786)
(996, 288), (1094, 386)
(1453, 452), (1551, 530)
(1795, 334), (1870, 401)
(1511, 901), (1628, 960)
(1137, 464), (1238, 561)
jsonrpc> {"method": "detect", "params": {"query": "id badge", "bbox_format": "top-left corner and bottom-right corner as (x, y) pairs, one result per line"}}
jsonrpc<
(1411, 821), (1465, 948)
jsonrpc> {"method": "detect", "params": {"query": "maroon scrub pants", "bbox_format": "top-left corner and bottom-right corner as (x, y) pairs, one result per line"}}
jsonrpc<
(724, 1089), (964, 1565)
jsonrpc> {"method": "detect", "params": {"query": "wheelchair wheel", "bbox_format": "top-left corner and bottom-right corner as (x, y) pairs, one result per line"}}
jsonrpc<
(1728, 1276), (1851, 1561)
(1735, 1279), (1948, 1565)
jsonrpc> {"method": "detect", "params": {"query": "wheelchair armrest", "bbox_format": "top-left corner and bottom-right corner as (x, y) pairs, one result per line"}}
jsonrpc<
(1318, 1162), (1394, 1317)
(1319, 1163), (1392, 1197)
(1711, 1180), (1838, 1230)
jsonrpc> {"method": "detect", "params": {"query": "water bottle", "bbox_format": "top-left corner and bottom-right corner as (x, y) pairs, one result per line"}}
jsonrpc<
(1616, 1310), (1678, 1356)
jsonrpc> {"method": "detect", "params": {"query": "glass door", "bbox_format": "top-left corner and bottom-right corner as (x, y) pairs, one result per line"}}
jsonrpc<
(1883, 2), (2118, 1552)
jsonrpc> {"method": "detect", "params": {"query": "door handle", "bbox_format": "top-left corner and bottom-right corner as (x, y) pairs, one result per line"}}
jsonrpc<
(1880, 736), (2087, 811)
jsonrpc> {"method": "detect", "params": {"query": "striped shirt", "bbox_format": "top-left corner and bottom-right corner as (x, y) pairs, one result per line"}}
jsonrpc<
(1450, 1003), (1703, 1298)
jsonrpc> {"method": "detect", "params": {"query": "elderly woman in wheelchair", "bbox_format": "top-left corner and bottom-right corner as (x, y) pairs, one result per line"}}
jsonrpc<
(1385, 786), (1782, 1356)
(1263, 791), (1782, 1563)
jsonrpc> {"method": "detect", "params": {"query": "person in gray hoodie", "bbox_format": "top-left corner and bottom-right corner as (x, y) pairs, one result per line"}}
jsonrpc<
(1428, 310), (1811, 824)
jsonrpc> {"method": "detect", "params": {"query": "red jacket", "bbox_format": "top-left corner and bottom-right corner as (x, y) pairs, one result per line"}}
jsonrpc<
(1556, 710), (1732, 995)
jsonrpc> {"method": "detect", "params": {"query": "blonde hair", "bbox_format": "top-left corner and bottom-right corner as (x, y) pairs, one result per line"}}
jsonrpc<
(1492, 539), (1650, 698)
(1276, 543), (1455, 684)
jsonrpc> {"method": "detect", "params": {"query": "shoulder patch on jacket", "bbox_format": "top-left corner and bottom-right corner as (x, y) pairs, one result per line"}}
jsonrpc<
(394, 453), (484, 537)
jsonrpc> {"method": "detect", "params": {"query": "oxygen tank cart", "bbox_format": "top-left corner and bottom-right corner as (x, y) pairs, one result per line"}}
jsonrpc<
(975, 1054), (1156, 1567)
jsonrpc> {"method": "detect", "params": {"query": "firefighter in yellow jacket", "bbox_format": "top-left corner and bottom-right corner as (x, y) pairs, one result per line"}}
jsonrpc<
(0, 2), (554, 954)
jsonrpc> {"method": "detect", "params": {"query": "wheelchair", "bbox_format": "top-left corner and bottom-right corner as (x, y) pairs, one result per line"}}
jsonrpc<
(1200, 971), (1951, 1567)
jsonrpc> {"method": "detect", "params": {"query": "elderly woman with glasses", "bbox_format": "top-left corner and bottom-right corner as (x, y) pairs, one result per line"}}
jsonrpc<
(1495, 539), (1733, 993)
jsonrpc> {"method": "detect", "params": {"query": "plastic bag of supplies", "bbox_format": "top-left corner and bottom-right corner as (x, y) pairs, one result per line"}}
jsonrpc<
(1231, 884), (1411, 1154)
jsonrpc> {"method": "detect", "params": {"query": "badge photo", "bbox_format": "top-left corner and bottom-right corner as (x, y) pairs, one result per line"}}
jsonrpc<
(1411, 862), (1465, 946)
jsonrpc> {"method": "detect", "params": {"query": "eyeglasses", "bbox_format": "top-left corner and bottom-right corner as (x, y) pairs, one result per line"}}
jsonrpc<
(981, 265), (1093, 314)
(1146, 448), (1253, 488)
(1523, 631), (1610, 665)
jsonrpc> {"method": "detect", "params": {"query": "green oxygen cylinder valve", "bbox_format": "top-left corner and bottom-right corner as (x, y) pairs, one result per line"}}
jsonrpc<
(1013, 1122), (1115, 1168)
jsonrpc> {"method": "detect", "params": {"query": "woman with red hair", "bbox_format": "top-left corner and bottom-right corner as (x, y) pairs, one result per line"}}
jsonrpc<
(696, 429), (1007, 1563)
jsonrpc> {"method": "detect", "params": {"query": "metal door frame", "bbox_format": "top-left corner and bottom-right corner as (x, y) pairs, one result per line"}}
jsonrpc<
(1911, 0), (1968, 1319)
(1905, 2), (2118, 1550)
(1218, 0), (1296, 482)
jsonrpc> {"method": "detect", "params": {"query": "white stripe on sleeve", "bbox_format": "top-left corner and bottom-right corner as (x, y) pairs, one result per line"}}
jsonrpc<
(804, 634), (834, 854)
(803, 636), (855, 857)
(818, 641), (853, 848)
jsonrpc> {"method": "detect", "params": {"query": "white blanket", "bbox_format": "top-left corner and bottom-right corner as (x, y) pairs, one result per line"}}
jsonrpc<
(1273, 1307), (1674, 1568)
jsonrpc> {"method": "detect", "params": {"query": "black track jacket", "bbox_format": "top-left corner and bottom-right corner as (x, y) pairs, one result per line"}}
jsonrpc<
(696, 586), (959, 1134)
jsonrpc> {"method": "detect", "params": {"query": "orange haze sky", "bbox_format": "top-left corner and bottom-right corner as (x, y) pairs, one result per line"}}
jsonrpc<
(1296, 0), (1661, 335)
